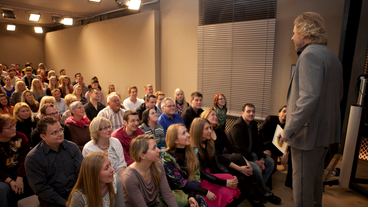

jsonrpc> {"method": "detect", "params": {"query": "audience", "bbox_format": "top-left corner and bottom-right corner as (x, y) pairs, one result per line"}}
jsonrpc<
(31, 104), (71, 148)
(139, 108), (166, 152)
(31, 78), (46, 102)
(111, 110), (144, 166)
(73, 74), (88, 95)
(122, 134), (178, 207)
(181, 92), (204, 131)
(83, 117), (127, 180)
(157, 97), (185, 135)
(136, 94), (157, 120)
(155, 91), (165, 117)
(189, 118), (241, 207)
(123, 86), (144, 110)
(87, 76), (102, 91)
(10, 81), (28, 106)
(8, 69), (20, 87)
(35, 75), (48, 90)
(174, 88), (189, 115)
(3, 76), (15, 98)
(25, 117), (83, 207)
(72, 84), (87, 105)
(213, 93), (227, 130)
(0, 94), (14, 116)
(36, 96), (55, 119)
(71, 73), (81, 86)
(84, 88), (105, 121)
(21, 90), (39, 113)
(67, 152), (125, 207)
(97, 93), (125, 132)
(59, 76), (73, 97)
(61, 94), (77, 124)
(52, 89), (68, 115)
(142, 84), (154, 99)
(14, 102), (38, 141)
(85, 80), (105, 105)
(0, 114), (34, 207)
(46, 70), (56, 84)
(227, 103), (276, 197)
(161, 124), (206, 207)
(60, 69), (66, 76)
(46, 76), (63, 97)
(106, 84), (115, 101)
(65, 101), (91, 151)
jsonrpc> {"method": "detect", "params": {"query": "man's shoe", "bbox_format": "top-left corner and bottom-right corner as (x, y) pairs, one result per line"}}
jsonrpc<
(247, 192), (265, 207)
(264, 192), (281, 204)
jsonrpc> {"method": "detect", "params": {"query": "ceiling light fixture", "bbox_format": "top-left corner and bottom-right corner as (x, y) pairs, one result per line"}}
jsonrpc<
(34, 27), (43, 33)
(115, 0), (141, 10)
(7, 24), (15, 31)
(29, 13), (41, 22)
(62, 17), (73, 25)
(88, 0), (101, 2)
(1, 8), (16, 19)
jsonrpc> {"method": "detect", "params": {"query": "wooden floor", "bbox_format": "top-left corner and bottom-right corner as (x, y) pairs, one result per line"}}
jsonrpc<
(238, 160), (368, 207)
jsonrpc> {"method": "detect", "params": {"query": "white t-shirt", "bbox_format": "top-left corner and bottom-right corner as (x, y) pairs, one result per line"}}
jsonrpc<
(122, 98), (144, 111)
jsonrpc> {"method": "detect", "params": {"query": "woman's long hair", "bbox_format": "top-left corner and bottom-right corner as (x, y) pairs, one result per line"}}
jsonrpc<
(174, 88), (188, 110)
(60, 76), (72, 96)
(72, 85), (85, 99)
(166, 123), (198, 180)
(67, 152), (116, 207)
(200, 108), (219, 129)
(189, 118), (215, 161)
(48, 76), (58, 91)
(13, 102), (34, 122)
(130, 134), (162, 188)
(31, 78), (44, 98)
(21, 90), (38, 105)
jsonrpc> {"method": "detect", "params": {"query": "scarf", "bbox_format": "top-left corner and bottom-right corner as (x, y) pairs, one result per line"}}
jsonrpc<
(215, 107), (227, 129)
(176, 100), (184, 115)
(65, 115), (90, 128)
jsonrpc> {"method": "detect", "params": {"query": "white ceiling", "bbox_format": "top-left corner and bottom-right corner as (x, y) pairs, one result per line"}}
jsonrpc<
(0, 0), (138, 26)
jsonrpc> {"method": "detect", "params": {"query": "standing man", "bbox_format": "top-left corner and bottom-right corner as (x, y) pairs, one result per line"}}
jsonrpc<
(281, 12), (343, 207)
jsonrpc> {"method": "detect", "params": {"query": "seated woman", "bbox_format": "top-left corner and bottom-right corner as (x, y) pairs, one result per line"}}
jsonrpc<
(174, 88), (189, 115)
(46, 70), (56, 84)
(30, 78), (46, 102)
(190, 118), (241, 207)
(213, 94), (227, 131)
(13, 102), (38, 143)
(122, 134), (178, 207)
(0, 114), (34, 207)
(59, 76), (73, 97)
(83, 117), (127, 180)
(46, 76), (63, 98)
(21, 90), (39, 113)
(139, 108), (166, 152)
(61, 94), (77, 124)
(2, 77), (15, 99)
(35, 75), (48, 89)
(201, 109), (267, 207)
(65, 101), (90, 151)
(67, 152), (125, 207)
(106, 84), (115, 103)
(10, 81), (27, 106)
(36, 96), (55, 119)
(72, 85), (87, 105)
(0, 94), (14, 116)
(162, 124), (207, 207)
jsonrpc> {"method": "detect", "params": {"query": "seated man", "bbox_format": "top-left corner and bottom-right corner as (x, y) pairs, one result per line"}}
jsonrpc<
(84, 80), (105, 105)
(155, 91), (165, 117)
(52, 89), (68, 115)
(111, 110), (144, 166)
(21, 68), (33, 89)
(157, 97), (185, 135)
(142, 84), (153, 99)
(136, 94), (157, 120)
(25, 117), (83, 207)
(8, 69), (20, 86)
(30, 103), (71, 148)
(71, 73), (81, 86)
(228, 103), (280, 204)
(84, 88), (105, 121)
(97, 93), (126, 132)
(123, 86), (144, 110)
(181, 91), (204, 130)
(72, 74), (88, 94)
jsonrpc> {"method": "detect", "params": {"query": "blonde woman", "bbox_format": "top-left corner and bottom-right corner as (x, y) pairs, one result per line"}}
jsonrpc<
(14, 102), (38, 142)
(36, 96), (55, 118)
(122, 134), (178, 207)
(59, 75), (73, 97)
(46, 76), (63, 97)
(10, 81), (28, 106)
(21, 90), (39, 113)
(174, 88), (189, 115)
(67, 152), (125, 207)
(46, 70), (56, 84)
(72, 84), (87, 105)
(31, 78), (46, 102)
(61, 94), (77, 124)
(2, 76), (15, 98)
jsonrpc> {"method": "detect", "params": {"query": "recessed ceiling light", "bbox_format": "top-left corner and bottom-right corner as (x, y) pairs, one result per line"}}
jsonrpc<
(62, 18), (73, 25)
(88, 0), (101, 2)
(7, 24), (15, 31)
(34, 27), (43, 33)
(128, 0), (141, 10)
(29, 13), (41, 22)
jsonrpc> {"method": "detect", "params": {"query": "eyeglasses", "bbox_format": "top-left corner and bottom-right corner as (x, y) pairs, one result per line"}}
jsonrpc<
(3, 125), (16, 130)
(99, 126), (112, 131)
(218, 98), (226, 101)
(50, 128), (64, 136)
(46, 111), (59, 116)
(166, 105), (176, 108)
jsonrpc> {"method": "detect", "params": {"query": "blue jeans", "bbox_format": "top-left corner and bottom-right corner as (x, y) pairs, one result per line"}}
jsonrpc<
(0, 171), (34, 207)
(249, 152), (274, 192)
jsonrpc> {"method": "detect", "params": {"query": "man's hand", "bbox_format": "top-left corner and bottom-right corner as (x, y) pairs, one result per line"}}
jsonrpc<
(255, 160), (265, 170)
(281, 152), (289, 165)
(263, 150), (271, 157)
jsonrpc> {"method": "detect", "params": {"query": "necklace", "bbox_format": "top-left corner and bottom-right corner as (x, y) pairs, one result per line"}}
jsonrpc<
(97, 140), (110, 150)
